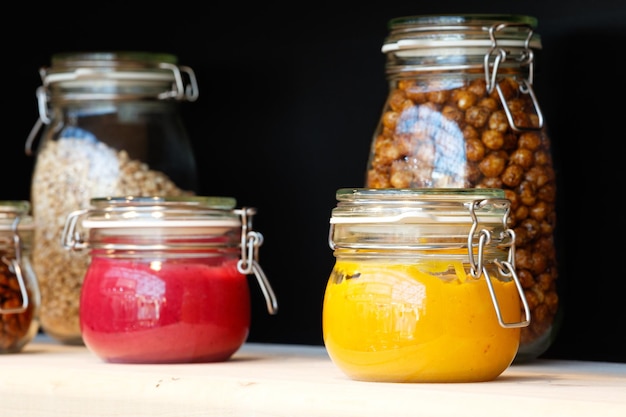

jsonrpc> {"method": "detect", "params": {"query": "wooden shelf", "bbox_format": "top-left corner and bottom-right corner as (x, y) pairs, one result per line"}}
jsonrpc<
(2, 335), (625, 416)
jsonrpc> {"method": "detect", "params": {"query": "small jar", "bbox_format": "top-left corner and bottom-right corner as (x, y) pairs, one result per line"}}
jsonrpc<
(364, 15), (560, 361)
(25, 51), (199, 345)
(61, 196), (278, 364)
(323, 188), (530, 383)
(0, 201), (40, 353)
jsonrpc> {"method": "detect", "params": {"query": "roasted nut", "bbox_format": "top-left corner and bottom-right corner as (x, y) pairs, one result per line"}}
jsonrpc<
(0, 255), (37, 352)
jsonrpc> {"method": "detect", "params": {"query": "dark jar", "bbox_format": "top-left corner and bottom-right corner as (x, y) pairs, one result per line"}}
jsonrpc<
(25, 51), (199, 345)
(0, 201), (41, 353)
(324, 188), (530, 382)
(61, 196), (278, 364)
(364, 15), (560, 361)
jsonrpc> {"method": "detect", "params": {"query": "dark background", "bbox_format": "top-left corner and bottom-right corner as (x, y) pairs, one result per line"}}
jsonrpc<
(4, 1), (625, 362)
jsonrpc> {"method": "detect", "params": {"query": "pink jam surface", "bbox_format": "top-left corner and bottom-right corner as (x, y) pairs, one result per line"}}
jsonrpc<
(80, 256), (251, 363)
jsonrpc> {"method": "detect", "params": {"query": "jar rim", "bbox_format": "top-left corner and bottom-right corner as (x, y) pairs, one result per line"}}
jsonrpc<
(329, 188), (512, 252)
(336, 187), (505, 201)
(382, 14), (542, 61)
(76, 196), (243, 230)
(0, 201), (34, 231)
(388, 14), (538, 29)
(44, 51), (180, 84)
(90, 195), (237, 210)
(39, 51), (199, 103)
(81, 196), (240, 229)
(331, 188), (509, 226)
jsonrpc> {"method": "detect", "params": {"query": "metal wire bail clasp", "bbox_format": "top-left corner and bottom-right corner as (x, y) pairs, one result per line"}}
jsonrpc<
(483, 22), (544, 132)
(158, 63), (199, 102)
(467, 198), (530, 328)
(235, 207), (278, 315)
(0, 217), (30, 314)
(61, 209), (90, 251)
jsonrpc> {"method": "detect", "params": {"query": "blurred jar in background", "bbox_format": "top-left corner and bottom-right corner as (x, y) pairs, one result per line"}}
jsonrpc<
(25, 52), (199, 345)
(0, 201), (40, 353)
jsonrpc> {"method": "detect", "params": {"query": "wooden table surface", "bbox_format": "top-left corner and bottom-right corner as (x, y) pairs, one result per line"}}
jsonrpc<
(1, 335), (625, 417)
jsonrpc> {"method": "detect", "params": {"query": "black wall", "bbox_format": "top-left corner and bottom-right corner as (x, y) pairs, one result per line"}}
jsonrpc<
(5, 1), (626, 362)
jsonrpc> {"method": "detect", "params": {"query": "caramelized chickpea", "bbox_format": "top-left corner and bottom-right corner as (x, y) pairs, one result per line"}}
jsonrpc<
(465, 105), (491, 128)
(519, 131), (542, 150)
(481, 129), (504, 150)
(479, 176), (503, 188)
(452, 89), (477, 110)
(509, 148), (534, 169)
(467, 78), (487, 96)
(477, 97), (498, 111)
(426, 89), (449, 104)
(388, 90), (408, 112)
(465, 138), (485, 162)
(382, 111), (399, 130)
(488, 110), (509, 132)
(514, 204), (529, 222)
(501, 164), (524, 187)
(441, 105), (464, 123)
(478, 152), (506, 177)
(462, 125), (479, 141)
(529, 200), (550, 222)
(518, 269), (535, 289)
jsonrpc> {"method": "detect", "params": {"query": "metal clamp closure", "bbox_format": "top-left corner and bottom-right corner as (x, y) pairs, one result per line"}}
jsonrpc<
(62, 206), (278, 316)
(236, 207), (278, 315)
(61, 208), (89, 251)
(483, 22), (544, 132)
(467, 198), (530, 328)
(24, 62), (199, 156)
(158, 63), (199, 102)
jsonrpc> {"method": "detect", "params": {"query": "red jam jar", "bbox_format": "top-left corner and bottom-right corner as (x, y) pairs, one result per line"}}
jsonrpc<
(61, 196), (278, 363)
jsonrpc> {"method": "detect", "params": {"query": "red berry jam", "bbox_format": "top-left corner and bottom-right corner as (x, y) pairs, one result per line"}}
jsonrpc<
(80, 256), (250, 363)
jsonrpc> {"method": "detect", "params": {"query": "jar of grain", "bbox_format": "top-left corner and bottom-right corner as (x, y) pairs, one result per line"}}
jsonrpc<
(61, 196), (277, 363)
(25, 52), (199, 345)
(0, 201), (40, 353)
(364, 14), (561, 362)
(324, 188), (530, 382)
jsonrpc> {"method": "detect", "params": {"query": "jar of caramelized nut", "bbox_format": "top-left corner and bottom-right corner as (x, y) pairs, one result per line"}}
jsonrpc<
(365, 15), (560, 361)
(0, 201), (40, 353)
(25, 52), (199, 345)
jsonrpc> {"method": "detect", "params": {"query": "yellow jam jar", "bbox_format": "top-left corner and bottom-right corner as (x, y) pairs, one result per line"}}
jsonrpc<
(323, 188), (530, 383)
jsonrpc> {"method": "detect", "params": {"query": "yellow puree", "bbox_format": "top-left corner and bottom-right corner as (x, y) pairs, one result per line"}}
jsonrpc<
(322, 259), (521, 382)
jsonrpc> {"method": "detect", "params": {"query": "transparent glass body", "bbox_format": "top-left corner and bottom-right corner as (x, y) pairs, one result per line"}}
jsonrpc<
(28, 52), (199, 345)
(0, 201), (41, 353)
(364, 15), (560, 362)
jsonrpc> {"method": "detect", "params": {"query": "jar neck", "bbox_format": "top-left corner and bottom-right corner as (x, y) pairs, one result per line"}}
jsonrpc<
(0, 202), (33, 255)
(86, 228), (242, 252)
(47, 100), (180, 120)
(329, 189), (515, 274)
(383, 14), (541, 88)
(35, 51), (198, 126)
(333, 247), (507, 261)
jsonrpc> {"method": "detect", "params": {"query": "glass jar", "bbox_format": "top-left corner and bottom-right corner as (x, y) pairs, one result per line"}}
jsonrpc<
(25, 51), (199, 345)
(0, 201), (40, 353)
(61, 196), (278, 364)
(324, 188), (530, 382)
(364, 15), (560, 362)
